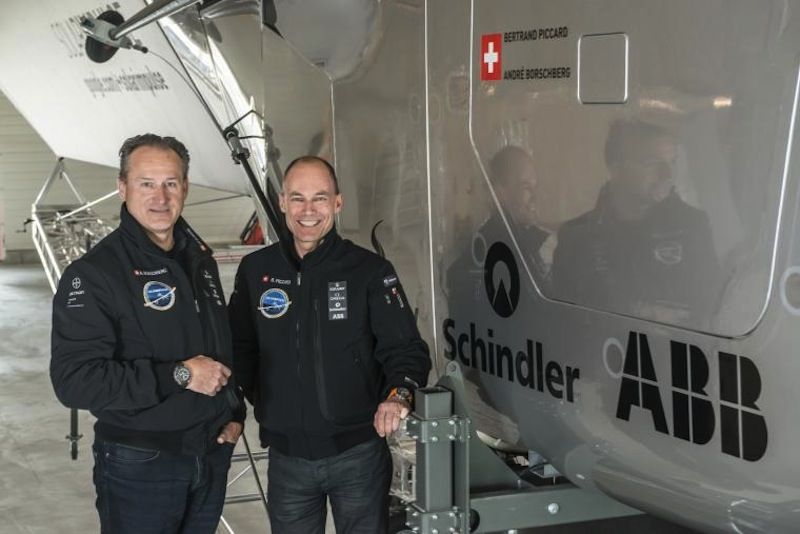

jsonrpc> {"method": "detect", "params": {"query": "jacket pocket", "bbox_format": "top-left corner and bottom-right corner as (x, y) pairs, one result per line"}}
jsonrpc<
(352, 348), (380, 404)
(313, 300), (376, 427)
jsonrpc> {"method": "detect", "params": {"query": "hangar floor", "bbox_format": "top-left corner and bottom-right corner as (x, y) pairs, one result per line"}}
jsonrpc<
(0, 263), (697, 534)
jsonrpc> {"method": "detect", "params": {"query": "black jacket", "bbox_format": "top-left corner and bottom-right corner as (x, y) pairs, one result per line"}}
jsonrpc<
(50, 204), (242, 456)
(552, 188), (721, 323)
(229, 229), (430, 460)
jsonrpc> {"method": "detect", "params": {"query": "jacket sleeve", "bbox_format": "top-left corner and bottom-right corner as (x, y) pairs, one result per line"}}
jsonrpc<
(228, 260), (259, 405)
(367, 261), (431, 397)
(50, 260), (180, 411)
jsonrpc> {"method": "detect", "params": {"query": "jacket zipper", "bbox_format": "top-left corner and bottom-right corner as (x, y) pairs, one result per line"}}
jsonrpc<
(296, 271), (302, 377)
(188, 254), (213, 357)
(192, 260), (240, 414)
(169, 249), (212, 455)
(190, 253), (218, 454)
(312, 298), (332, 421)
(296, 271), (306, 440)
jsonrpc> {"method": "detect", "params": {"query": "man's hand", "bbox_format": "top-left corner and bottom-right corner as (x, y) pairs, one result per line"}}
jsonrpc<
(217, 421), (243, 445)
(183, 355), (231, 396)
(373, 397), (411, 437)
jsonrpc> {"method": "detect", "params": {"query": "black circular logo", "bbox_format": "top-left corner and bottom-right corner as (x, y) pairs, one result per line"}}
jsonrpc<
(484, 242), (520, 318)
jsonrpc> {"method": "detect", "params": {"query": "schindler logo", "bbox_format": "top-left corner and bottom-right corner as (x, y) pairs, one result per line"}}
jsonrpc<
(443, 241), (581, 402)
(484, 242), (520, 318)
(616, 331), (768, 461)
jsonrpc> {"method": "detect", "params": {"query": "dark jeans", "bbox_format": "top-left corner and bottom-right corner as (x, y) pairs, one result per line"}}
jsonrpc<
(267, 437), (392, 534)
(92, 440), (234, 534)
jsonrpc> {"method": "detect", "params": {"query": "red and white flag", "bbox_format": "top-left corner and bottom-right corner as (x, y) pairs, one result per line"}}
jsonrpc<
(480, 33), (502, 81)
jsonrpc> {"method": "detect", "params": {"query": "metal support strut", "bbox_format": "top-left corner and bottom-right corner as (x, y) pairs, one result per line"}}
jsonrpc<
(399, 363), (643, 533)
(403, 386), (469, 533)
(223, 124), (289, 247)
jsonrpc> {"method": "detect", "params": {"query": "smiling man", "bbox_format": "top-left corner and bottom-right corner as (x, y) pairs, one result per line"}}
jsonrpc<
(228, 155), (430, 533)
(50, 134), (243, 534)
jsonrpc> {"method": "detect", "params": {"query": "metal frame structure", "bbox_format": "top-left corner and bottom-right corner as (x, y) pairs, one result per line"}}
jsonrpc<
(399, 363), (644, 533)
(219, 445), (270, 533)
(31, 158), (116, 294)
(31, 159), (118, 459)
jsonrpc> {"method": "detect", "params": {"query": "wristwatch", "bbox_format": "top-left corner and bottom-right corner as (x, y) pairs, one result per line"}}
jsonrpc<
(388, 386), (413, 405)
(173, 362), (191, 389)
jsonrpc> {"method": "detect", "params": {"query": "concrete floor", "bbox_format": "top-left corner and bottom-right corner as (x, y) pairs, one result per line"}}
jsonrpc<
(0, 263), (697, 534)
(1, 263), (98, 532)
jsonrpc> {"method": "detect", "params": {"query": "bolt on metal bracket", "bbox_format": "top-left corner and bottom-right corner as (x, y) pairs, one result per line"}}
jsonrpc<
(404, 504), (466, 534)
(406, 415), (469, 444)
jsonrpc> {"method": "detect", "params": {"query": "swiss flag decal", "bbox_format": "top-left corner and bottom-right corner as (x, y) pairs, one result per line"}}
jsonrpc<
(480, 34), (502, 81)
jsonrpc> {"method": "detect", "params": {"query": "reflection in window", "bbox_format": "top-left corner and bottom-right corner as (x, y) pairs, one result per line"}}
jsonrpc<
(551, 120), (721, 327)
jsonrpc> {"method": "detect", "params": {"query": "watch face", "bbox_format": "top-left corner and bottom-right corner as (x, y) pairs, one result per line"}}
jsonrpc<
(174, 365), (191, 387)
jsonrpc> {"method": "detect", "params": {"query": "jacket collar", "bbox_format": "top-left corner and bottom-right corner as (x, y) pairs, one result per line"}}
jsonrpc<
(285, 226), (341, 271)
(593, 183), (679, 224)
(483, 211), (548, 253)
(119, 203), (212, 258)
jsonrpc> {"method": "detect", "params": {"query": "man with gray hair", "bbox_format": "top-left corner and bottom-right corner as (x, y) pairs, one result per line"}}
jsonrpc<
(50, 133), (243, 533)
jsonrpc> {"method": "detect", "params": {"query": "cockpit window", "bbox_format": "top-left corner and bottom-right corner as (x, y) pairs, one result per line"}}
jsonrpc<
(468, 1), (793, 336)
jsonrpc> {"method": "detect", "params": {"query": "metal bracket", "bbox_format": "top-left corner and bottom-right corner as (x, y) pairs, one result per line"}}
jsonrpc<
(399, 362), (644, 533)
(404, 504), (465, 534)
(406, 415), (468, 444)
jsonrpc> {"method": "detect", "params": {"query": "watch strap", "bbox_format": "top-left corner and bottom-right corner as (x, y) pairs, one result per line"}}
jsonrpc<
(388, 386), (413, 405)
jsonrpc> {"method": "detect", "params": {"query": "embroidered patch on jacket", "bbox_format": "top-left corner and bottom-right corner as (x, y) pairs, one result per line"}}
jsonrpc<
(391, 287), (405, 309)
(653, 241), (683, 265)
(258, 288), (291, 318)
(202, 269), (223, 306)
(143, 281), (176, 311)
(134, 267), (168, 276)
(328, 281), (348, 320)
(262, 274), (291, 285)
(66, 277), (86, 308)
(382, 275), (398, 287)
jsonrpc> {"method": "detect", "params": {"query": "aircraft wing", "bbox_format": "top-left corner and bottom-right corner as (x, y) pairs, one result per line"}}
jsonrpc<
(0, 0), (248, 194)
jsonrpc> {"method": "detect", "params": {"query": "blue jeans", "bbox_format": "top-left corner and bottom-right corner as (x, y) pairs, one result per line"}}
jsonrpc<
(267, 437), (392, 534)
(92, 440), (234, 534)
